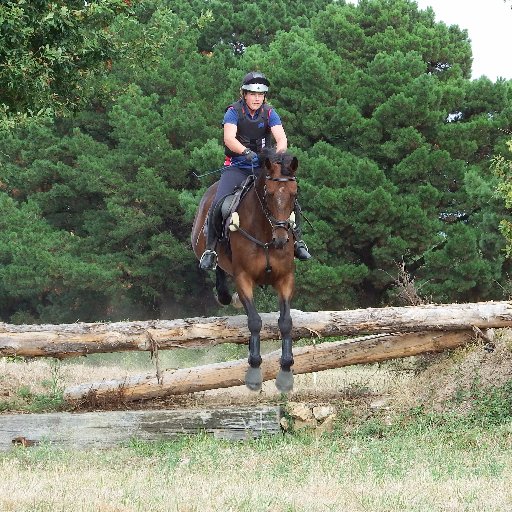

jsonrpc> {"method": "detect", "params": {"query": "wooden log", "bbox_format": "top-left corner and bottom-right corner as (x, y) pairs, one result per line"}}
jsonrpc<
(0, 405), (283, 451)
(64, 330), (475, 403)
(1, 301), (511, 358)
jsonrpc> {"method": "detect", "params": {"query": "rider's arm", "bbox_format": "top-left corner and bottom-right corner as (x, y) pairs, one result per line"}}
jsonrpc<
(269, 110), (287, 153)
(224, 123), (247, 155)
(271, 124), (287, 153)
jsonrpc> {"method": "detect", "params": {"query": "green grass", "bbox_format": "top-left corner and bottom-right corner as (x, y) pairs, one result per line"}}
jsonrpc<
(0, 388), (65, 413)
(0, 359), (66, 413)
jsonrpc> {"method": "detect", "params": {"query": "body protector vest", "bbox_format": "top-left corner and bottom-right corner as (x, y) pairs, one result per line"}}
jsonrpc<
(224, 100), (273, 157)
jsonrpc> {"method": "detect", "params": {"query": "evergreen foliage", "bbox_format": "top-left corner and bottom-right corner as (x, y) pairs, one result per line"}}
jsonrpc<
(0, 0), (131, 125)
(493, 139), (512, 258)
(1, 0), (510, 323)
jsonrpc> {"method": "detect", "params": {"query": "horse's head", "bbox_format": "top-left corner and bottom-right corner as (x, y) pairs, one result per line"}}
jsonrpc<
(259, 150), (298, 249)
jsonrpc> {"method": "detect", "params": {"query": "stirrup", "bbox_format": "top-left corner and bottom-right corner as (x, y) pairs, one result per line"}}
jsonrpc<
(199, 249), (218, 271)
(294, 240), (311, 261)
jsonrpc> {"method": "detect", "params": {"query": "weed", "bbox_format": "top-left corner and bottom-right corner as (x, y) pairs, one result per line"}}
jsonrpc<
(3, 360), (66, 413)
(3, 355), (26, 363)
(352, 417), (391, 439)
(469, 380), (512, 426)
(0, 399), (15, 412)
(17, 385), (33, 399)
(339, 381), (372, 399)
(27, 392), (65, 412)
(24, 360), (65, 412)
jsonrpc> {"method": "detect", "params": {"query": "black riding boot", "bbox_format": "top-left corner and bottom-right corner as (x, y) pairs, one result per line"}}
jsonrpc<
(199, 203), (220, 271)
(293, 201), (311, 260)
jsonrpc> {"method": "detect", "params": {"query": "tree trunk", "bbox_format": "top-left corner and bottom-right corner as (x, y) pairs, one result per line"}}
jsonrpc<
(64, 329), (476, 403)
(2, 301), (511, 358)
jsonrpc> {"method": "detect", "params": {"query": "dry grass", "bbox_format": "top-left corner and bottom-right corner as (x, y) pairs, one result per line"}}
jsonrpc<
(1, 424), (512, 511)
(1, 330), (510, 415)
(396, 329), (512, 414)
(0, 348), (411, 413)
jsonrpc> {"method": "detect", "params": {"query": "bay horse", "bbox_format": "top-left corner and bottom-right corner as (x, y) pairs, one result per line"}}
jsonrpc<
(191, 149), (298, 392)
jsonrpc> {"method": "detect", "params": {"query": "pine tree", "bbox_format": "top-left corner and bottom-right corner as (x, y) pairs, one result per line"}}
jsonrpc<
(1, 0), (510, 322)
(0, 0), (131, 125)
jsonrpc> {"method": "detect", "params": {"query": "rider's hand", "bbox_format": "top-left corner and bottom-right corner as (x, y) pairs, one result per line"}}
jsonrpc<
(242, 148), (258, 162)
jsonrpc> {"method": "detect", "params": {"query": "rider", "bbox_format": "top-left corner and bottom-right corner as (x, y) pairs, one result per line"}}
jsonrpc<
(199, 71), (311, 271)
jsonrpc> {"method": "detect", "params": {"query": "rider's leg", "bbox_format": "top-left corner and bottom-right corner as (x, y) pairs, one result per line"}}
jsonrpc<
(199, 166), (253, 271)
(199, 202), (221, 270)
(292, 201), (311, 260)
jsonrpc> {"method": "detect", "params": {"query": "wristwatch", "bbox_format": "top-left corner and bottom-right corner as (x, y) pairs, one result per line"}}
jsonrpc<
(242, 148), (251, 156)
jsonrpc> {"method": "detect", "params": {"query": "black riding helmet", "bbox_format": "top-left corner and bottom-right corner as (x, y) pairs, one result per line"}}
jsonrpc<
(241, 71), (270, 92)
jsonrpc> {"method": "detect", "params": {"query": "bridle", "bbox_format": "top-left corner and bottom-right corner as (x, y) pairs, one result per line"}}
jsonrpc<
(257, 173), (297, 236)
(233, 161), (297, 273)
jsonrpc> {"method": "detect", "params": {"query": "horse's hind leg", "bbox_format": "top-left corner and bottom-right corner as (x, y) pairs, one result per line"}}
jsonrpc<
(215, 267), (232, 306)
(275, 296), (294, 393)
(215, 268), (243, 308)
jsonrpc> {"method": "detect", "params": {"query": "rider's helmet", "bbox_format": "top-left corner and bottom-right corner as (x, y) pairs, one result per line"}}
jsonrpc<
(241, 71), (270, 93)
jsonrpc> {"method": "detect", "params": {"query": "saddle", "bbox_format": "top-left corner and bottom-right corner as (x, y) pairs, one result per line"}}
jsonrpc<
(213, 175), (256, 243)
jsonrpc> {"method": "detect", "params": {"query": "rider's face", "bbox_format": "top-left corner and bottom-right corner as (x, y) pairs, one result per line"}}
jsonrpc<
(244, 91), (265, 112)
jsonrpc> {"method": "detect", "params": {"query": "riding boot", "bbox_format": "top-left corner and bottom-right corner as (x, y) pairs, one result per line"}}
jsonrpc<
(199, 203), (220, 271)
(293, 201), (311, 261)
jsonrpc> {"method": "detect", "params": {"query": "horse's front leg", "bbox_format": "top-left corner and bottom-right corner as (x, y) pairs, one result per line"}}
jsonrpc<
(275, 295), (294, 393)
(236, 276), (263, 391)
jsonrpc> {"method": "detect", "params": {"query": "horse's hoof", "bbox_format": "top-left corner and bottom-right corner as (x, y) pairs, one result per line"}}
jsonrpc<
(275, 369), (294, 393)
(231, 292), (243, 309)
(245, 367), (262, 391)
(214, 288), (232, 307)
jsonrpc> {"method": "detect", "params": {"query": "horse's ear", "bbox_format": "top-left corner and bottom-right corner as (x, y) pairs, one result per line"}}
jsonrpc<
(291, 156), (298, 173)
(264, 157), (272, 170)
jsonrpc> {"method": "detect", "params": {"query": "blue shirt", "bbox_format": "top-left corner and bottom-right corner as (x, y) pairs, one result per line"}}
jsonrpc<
(223, 104), (282, 169)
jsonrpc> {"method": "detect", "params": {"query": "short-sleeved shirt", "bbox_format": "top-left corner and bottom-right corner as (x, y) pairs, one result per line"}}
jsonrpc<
(223, 105), (282, 169)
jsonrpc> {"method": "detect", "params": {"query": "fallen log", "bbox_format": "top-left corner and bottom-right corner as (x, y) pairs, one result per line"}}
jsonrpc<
(0, 405), (283, 450)
(2, 301), (511, 358)
(64, 329), (475, 403)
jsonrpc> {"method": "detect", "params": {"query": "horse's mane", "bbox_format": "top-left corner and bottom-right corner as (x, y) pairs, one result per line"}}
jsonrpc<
(259, 147), (296, 176)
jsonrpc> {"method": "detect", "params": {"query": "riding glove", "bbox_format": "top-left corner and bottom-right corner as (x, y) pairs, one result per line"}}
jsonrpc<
(242, 148), (258, 162)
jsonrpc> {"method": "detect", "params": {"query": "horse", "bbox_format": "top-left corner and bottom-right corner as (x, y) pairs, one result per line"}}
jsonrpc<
(191, 149), (298, 392)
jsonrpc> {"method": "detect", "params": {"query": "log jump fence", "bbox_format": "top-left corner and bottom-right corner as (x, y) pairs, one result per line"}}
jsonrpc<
(1, 301), (511, 449)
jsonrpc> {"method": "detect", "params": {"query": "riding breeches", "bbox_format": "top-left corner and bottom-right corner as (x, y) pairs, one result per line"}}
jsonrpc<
(213, 166), (260, 205)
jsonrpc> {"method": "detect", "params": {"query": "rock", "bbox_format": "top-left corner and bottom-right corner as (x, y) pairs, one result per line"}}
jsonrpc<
(312, 405), (336, 421)
(280, 416), (291, 431)
(285, 402), (339, 432)
(287, 402), (314, 421)
(293, 418), (318, 430)
(316, 414), (336, 434)
(484, 328), (495, 342)
(369, 398), (390, 411)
